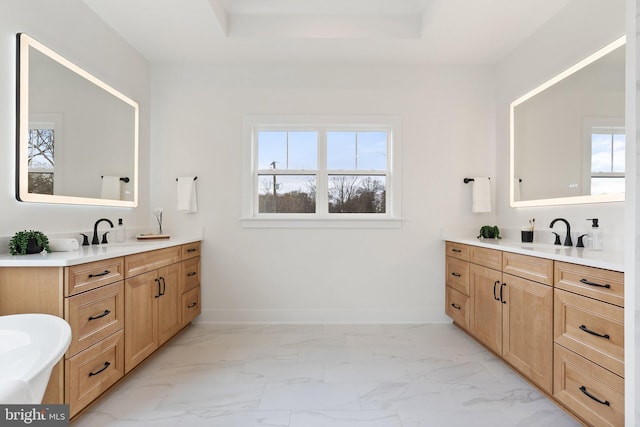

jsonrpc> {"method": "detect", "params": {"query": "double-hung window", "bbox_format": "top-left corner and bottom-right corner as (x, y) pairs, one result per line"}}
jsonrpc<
(242, 116), (401, 228)
(583, 118), (625, 196)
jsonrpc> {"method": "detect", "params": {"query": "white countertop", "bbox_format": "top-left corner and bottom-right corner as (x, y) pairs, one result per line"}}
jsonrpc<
(0, 234), (203, 267)
(445, 236), (624, 272)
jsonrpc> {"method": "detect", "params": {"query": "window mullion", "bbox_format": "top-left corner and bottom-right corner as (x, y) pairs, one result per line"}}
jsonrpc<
(317, 129), (328, 217)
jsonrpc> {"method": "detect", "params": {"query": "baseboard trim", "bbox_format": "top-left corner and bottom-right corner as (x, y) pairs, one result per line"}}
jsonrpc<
(195, 308), (450, 324)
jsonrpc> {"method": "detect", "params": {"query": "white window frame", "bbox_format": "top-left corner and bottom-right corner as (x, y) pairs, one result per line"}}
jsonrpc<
(582, 117), (625, 195)
(28, 113), (64, 195)
(242, 115), (402, 228)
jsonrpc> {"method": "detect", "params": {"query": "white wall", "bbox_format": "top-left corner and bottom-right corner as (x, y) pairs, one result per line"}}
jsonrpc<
(151, 63), (496, 323)
(494, 0), (626, 245)
(0, 0), (150, 238)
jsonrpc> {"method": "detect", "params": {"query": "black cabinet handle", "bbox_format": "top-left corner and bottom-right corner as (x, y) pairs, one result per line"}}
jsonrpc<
(187, 302), (198, 309)
(88, 270), (110, 278)
(450, 303), (461, 310)
(500, 283), (506, 304)
(579, 324), (610, 339)
(88, 361), (111, 377)
(579, 386), (610, 406)
(187, 272), (197, 277)
(580, 278), (610, 289)
(154, 278), (161, 298)
(88, 310), (111, 321)
(493, 281), (500, 301)
(451, 248), (462, 253)
(187, 248), (197, 253)
(160, 277), (166, 296)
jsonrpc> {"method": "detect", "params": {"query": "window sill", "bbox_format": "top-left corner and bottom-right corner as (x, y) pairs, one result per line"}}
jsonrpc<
(240, 217), (403, 229)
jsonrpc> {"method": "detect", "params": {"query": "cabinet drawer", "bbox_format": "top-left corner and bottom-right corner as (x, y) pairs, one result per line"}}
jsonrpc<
(65, 258), (124, 296)
(125, 246), (182, 278)
(554, 344), (624, 427)
(469, 246), (502, 270)
(66, 330), (124, 418)
(181, 257), (200, 294)
(182, 286), (201, 326)
(445, 286), (469, 330)
(445, 241), (468, 261)
(555, 262), (624, 307)
(503, 252), (553, 285)
(182, 241), (201, 260)
(445, 256), (469, 295)
(65, 281), (124, 357)
(554, 289), (624, 377)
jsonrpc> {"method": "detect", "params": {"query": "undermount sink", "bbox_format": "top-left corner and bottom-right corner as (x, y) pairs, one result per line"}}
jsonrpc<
(0, 313), (71, 404)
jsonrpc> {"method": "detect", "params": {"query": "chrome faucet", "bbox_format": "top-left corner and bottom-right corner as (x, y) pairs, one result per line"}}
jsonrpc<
(92, 218), (114, 245)
(549, 218), (572, 247)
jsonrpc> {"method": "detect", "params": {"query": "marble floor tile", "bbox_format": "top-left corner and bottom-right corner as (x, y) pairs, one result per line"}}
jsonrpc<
(73, 323), (580, 426)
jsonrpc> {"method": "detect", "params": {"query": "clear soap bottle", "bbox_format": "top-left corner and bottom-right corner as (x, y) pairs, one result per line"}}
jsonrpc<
(115, 218), (126, 242)
(586, 218), (602, 250)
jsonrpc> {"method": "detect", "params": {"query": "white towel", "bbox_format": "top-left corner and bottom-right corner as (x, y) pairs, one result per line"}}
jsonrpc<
(100, 176), (121, 200)
(177, 176), (198, 213)
(472, 177), (492, 213)
(49, 238), (79, 252)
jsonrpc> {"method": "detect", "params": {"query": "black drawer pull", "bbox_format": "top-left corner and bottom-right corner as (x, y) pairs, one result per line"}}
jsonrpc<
(187, 302), (198, 308)
(450, 303), (461, 310)
(154, 278), (162, 298)
(88, 310), (111, 321)
(579, 386), (610, 406)
(579, 324), (610, 339)
(451, 248), (462, 253)
(88, 270), (110, 278)
(493, 280), (500, 301)
(187, 272), (197, 277)
(88, 361), (111, 377)
(451, 272), (461, 278)
(500, 283), (506, 304)
(580, 278), (610, 289)
(187, 248), (197, 253)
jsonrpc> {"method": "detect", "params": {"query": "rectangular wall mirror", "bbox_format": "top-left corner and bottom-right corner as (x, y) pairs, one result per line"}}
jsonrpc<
(17, 33), (138, 207)
(510, 36), (625, 207)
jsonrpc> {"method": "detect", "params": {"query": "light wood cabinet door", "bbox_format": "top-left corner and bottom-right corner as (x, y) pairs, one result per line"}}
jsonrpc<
(124, 270), (159, 373)
(157, 263), (182, 345)
(501, 273), (553, 393)
(469, 264), (502, 354)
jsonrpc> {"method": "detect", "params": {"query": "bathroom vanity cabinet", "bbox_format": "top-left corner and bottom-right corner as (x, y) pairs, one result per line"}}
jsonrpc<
(444, 240), (624, 427)
(446, 242), (553, 393)
(0, 240), (201, 419)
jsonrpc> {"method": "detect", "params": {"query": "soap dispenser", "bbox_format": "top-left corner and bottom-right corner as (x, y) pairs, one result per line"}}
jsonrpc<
(586, 218), (602, 250)
(115, 218), (126, 242)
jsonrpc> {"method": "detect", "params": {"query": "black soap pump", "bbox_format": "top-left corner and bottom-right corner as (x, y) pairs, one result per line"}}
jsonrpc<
(586, 218), (603, 250)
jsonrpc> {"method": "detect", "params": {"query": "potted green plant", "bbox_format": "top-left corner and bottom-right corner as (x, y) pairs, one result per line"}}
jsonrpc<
(477, 225), (502, 240)
(9, 230), (51, 255)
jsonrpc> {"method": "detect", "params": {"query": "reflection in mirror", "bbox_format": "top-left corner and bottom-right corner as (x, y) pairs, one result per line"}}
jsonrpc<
(510, 36), (625, 207)
(17, 33), (138, 207)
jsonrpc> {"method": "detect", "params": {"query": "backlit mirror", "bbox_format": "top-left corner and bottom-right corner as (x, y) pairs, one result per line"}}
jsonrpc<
(510, 36), (625, 207)
(17, 33), (138, 207)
